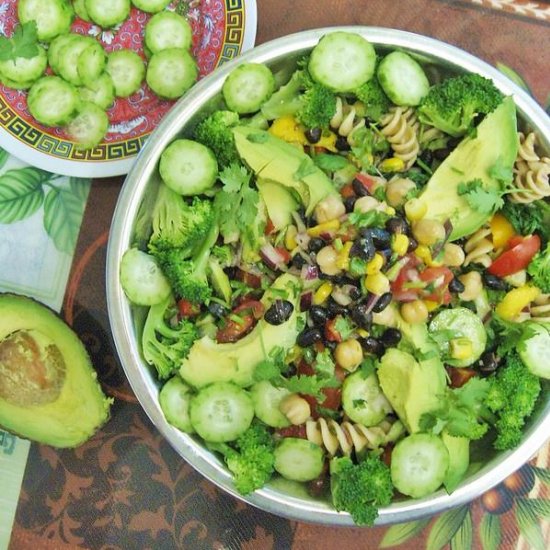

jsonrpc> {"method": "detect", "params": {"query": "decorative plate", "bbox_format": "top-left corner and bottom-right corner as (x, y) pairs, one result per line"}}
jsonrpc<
(0, 0), (257, 178)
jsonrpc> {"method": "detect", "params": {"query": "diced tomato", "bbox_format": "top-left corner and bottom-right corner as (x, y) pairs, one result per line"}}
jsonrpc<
(276, 425), (307, 439)
(324, 317), (343, 343)
(274, 246), (292, 264)
(381, 443), (395, 467)
(265, 217), (275, 235)
(446, 367), (477, 388)
(391, 255), (422, 302)
(353, 173), (378, 194)
(419, 266), (454, 303)
(296, 362), (344, 418)
(340, 183), (355, 198)
(488, 234), (541, 277)
(177, 299), (201, 318)
(216, 299), (264, 343)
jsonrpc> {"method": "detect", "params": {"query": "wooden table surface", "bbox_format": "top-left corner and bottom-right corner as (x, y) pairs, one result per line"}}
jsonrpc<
(7, 1), (550, 549)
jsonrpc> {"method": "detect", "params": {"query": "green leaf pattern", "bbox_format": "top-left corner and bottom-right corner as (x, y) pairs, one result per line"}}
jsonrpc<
(0, 147), (8, 171)
(515, 499), (546, 550)
(478, 514), (501, 550)
(450, 510), (472, 550)
(426, 506), (469, 550)
(380, 518), (430, 548)
(0, 167), (49, 223)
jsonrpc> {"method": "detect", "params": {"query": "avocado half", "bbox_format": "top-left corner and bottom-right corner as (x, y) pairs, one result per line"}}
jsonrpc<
(0, 293), (112, 447)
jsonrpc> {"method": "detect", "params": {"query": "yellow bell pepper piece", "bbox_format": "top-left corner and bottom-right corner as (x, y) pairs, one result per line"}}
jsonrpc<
(317, 131), (338, 152)
(490, 213), (516, 249)
(496, 285), (540, 321)
(268, 115), (307, 145)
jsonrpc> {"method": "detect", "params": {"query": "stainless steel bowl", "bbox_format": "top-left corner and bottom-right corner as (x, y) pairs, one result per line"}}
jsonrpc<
(106, 26), (550, 525)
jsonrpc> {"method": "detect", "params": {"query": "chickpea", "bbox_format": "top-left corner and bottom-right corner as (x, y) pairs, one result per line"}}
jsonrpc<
(442, 243), (465, 267)
(316, 245), (342, 276)
(353, 195), (380, 213)
(279, 394), (311, 425)
(373, 304), (397, 327)
(334, 339), (363, 371)
(400, 299), (429, 324)
(315, 194), (346, 223)
(412, 218), (446, 246)
(385, 177), (416, 207)
(458, 271), (483, 301)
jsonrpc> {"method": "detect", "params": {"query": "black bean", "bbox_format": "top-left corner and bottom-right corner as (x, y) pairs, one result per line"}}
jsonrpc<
(358, 336), (384, 356)
(351, 303), (373, 329)
(297, 327), (323, 347)
(308, 237), (325, 253)
(352, 178), (370, 197)
(407, 237), (418, 253)
(419, 150), (434, 166)
(291, 253), (307, 269)
(324, 340), (337, 351)
(433, 148), (451, 161)
(385, 217), (409, 235)
(335, 135), (351, 151)
(479, 351), (500, 376)
(449, 277), (466, 294)
(372, 292), (392, 313)
(344, 195), (357, 213)
(348, 285), (362, 301)
(360, 227), (391, 249)
(379, 248), (392, 263)
(350, 235), (375, 262)
(381, 328), (402, 347)
(483, 272), (508, 291)
(264, 299), (294, 325)
(305, 127), (322, 144)
(326, 298), (349, 318)
(309, 305), (328, 326)
(208, 302), (229, 318)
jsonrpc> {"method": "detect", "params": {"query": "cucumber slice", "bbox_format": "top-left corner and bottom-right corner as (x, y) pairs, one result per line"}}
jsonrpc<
(106, 49), (145, 98)
(85, 0), (130, 28)
(119, 247), (171, 306)
(65, 101), (109, 150)
(58, 35), (96, 86)
(48, 33), (77, 75)
(132, 0), (171, 12)
(18, 0), (73, 42)
(519, 323), (550, 379)
(144, 11), (192, 53)
(377, 51), (430, 106)
(73, 0), (91, 22)
(250, 381), (292, 428)
(159, 139), (218, 196)
(429, 307), (487, 367)
(77, 42), (107, 87)
(27, 76), (78, 126)
(146, 48), (197, 99)
(0, 74), (35, 90)
(342, 370), (392, 427)
(159, 376), (195, 433)
(273, 438), (325, 482)
(390, 433), (450, 498)
(78, 73), (115, 110)
(0, 45), (47, 84)
(189, 382), (254, 442)
(308, 31), (376, 93)
(222, 63), (275, 114)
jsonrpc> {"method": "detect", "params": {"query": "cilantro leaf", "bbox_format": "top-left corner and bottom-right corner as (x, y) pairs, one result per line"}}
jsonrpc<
(0, 22), (39, 62)
(0, 37), (13, 62)
(294, 157), (317, 180)
(348, 209), (390, 229)
(457, 178), (504, 215)
(313, 154), (350, 172)
(314, 349), (335, 378)
(246, 132), (268, 143)
(334, 316), (354, 340)
(489, 157), (514, 185)
(282, 374), (340, 402)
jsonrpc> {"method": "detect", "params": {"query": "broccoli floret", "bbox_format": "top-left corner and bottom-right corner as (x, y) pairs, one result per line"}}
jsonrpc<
(486, 352), (542, 450)
(330, 454), (393, 526)
(194, 110), (240, 169)
(142, 295), (199, 379)
(210, 423), (275, 495)
(148, 184), (215, 254)
(501, 200), (550, 240)
(297, 81), (337, 129)
(211, 244), (234, 268)
(528, 243), (550, 293)
(418, 73), (504, 137)
(354, 77), (391, 121)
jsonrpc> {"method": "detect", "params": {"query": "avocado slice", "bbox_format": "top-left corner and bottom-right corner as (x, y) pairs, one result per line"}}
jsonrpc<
(0, 294), (111, 447)
(233, 126), (337, 215)
(441, 430), (470, 493)
(415, 96), (518, 240)
(257, 179), (299, 230)
(180, 274), (304, 388)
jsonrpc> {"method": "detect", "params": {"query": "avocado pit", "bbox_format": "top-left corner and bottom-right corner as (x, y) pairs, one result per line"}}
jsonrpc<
(0, 329), (66, 407)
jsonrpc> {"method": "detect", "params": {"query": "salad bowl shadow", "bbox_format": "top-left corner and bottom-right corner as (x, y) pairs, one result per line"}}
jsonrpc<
(106, 26), (550, 526)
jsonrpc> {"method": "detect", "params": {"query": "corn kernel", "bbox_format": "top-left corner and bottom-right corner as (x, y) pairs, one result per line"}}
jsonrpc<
(313, 282), (333, 305)
(364, 272), (390, 295)
(285, 225), (298, 250)
(379, 157), (405, 172)
(415, 245), (443, 267)
(404, 198), (427, 222)
(391, 233), (409, 256)
(336, 241), (353, 270)
(356, 328), (369, 338)
(307, 219), (340, 237)
(385, 206), (396, 216)
(450, 338), (473, 360)
(423, 299), (439, 312)
(366, 253), (384, 275)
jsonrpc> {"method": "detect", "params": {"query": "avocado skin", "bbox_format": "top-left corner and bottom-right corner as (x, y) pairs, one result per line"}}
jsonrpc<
(0, 293), (112, 448)
(416, 96), (518, 241)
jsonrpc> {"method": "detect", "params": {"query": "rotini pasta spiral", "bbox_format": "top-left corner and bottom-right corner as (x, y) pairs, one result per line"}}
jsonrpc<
(330, 97), (366, 142)
(380, 107), (420, 169)
(509, 132), (550, 204)
(305, 417), (405, 456)
(530, 293), (550, 322)
(463, 226), (493, 268)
